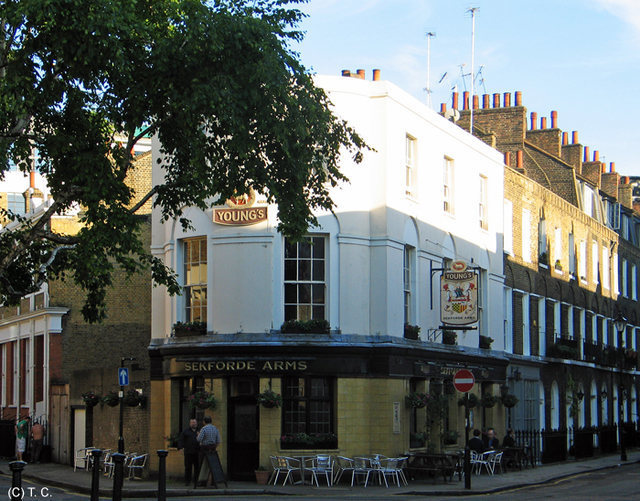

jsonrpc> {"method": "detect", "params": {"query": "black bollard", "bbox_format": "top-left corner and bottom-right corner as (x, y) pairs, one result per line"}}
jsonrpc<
(111, 452), (125, 501)
(9, 461), (26, 501)
(157, 450), (168, 501)
(90, 449), (102, 501)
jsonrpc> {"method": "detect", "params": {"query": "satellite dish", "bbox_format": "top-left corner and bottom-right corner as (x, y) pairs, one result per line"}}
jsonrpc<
(444, 108), (460, 122)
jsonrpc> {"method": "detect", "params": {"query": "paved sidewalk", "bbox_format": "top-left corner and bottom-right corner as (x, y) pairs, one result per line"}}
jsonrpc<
(0, 451), (638, 498)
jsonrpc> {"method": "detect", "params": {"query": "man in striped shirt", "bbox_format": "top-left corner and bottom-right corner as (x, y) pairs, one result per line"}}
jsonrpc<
(196, 415), (222, 487)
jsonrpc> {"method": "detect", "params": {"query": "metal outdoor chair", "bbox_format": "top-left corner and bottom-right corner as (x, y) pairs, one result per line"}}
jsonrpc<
(353, 457), (375, 487)
(379, 457), (408, 487)
(333, 456), (355, 485)
(127, 453), (148, 480)
(74, 447), (93, 471)
(271, 456), (301, 485)
(308, 455), (333, 487)
(486, 451), (503, 474)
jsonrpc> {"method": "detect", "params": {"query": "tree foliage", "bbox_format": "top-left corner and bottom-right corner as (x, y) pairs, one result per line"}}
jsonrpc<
(0, 0), (365, 321)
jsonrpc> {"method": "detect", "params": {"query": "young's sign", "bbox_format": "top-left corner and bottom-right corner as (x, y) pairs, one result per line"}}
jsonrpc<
(440, 260), (478, 325)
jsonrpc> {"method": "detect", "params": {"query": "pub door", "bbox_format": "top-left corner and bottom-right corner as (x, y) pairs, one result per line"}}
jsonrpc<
(228, 377), (259, 480)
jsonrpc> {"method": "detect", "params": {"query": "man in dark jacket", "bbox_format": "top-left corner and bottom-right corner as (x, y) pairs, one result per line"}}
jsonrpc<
(177, 418), (199, 485)
(468, 429), (484, 453)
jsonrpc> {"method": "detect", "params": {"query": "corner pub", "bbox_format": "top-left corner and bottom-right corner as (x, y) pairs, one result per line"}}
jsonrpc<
(147, 72), (507, 479)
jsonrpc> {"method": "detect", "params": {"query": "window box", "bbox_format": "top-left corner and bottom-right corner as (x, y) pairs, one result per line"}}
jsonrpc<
(404, 323), (421, 340)
(280, 433), (337, 450)
(280, 319), (330, 334)
(479, 335), (493, 349)
(174, 321), (206, 337)
(442, 330), (457, 345)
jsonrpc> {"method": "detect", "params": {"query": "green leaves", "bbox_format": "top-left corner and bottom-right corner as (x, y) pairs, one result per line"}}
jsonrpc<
(0, 0), (365, 321)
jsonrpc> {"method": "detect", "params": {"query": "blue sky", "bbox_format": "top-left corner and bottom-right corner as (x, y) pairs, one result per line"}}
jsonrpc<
(296, 0), (640, 176)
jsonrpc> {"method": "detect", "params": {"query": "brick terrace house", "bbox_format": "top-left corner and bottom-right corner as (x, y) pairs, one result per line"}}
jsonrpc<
(0, 147), (154, 464)
(445, 91), (639, 458)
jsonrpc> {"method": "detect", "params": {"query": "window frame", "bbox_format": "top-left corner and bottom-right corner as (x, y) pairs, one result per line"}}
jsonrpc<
(282, 376), (334, 437)
(405, 134), (417, 197)
(284, 235), (327, 322)
(183, 237), (207, 323)
(478, 175), (488, 230)
(443, 156), (454, 214)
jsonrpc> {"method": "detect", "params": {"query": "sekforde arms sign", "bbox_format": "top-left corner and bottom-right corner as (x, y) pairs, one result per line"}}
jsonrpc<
(440, 260), (478, 325)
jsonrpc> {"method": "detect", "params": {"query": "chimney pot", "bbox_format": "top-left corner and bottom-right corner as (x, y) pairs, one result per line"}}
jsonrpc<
(356, 69), (365, 79)
(517, 150), (524, 168)
(610, 162), (615, 173)
(473, 94), (479, 109)
(372, 69), (380, 81)
(562, 132), (568, 145)
(583, 146), (589, 162)
(440, 103), (447, 113)
(515, 91), (522, 106)
(530, 112), (538, 130)
(593, 150), (599, 162)
(493, 93), (500, 108)
(551, 110), (558, 128)
(482, 94), (490, 108)
(341, 69), (351, 77)
(572, 131), (578, 144)
(541, 117), (547, 129)
(504, 92), (511, 107)
(452, 92), (459, 110)
(504, 151), (511, 166)
(463, 91), (469, 110)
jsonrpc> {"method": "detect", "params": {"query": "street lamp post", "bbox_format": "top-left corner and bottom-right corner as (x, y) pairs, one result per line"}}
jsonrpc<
(613, 314), (627, 462)
(118, 357), (136, 454)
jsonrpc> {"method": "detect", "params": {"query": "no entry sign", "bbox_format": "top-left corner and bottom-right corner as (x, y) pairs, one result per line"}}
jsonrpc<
(453, 369), (475, 393)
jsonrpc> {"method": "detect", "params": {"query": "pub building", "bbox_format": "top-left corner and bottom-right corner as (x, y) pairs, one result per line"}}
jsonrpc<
(147, 71), (508, 478)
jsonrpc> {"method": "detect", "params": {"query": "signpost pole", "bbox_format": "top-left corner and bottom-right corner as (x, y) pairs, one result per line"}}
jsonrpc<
(464, 393), (471, 489)
(118, 360), (125, 454)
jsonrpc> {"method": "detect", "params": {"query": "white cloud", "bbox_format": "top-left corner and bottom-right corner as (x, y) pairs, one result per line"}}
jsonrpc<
(594, 0), (640, 33)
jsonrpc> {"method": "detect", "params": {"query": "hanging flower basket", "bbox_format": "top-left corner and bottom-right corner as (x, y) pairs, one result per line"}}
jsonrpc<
(189, 390), (217, 410)
(480, 393), (498, 408)
(257, 389), (282, 408)
(457, 393), (478, 408)
(501, 393), (519, 408)
(405, 392), (430, 409)
(102, 391), (120, 407)
(123, 389), (145, 407)
(82, 391), (101, 408)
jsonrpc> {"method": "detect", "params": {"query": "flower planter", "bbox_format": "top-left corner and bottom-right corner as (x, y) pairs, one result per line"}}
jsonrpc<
(255, 469), (270, 485)
(82, 392), (101, 408)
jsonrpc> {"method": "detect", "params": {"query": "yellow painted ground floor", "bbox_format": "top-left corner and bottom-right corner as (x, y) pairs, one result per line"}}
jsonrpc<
(147, 343), (509, 479)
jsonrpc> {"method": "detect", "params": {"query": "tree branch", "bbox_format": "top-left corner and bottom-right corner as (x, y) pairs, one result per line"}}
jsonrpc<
(128, 185), (158, 214)
(33, 230), (80, 245)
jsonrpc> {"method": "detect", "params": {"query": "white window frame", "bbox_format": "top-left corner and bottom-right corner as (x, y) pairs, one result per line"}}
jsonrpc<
(568, 232), (576, 276)
(592, 240), (599, 284)
(284, 235), (327, 321)
(405, 134), (417, 197)
(443, 156), (454, 214)
(632, 264), (637, 301)
(183, 237), (208, 323)
(479, 175), (488, 230)
(403, 245), (415, 325)
(602, 246), (609, 290)
(579, 240), (587, 282)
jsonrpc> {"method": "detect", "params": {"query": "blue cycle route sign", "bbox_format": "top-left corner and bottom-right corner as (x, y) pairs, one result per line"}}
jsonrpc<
(118, 367), (129, 386)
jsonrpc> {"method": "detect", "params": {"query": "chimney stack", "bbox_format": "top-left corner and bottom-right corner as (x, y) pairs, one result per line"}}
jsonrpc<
(530, 112), (537, 130)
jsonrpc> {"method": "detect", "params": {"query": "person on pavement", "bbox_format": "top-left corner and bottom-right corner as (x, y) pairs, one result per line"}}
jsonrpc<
(177, 418), (200, 485)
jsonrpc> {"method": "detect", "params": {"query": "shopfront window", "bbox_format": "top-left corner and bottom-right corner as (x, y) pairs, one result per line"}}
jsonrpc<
(281, 376), (335, 449)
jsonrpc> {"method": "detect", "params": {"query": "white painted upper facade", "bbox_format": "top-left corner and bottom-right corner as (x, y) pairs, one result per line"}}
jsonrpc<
(151, 74), (505, 349)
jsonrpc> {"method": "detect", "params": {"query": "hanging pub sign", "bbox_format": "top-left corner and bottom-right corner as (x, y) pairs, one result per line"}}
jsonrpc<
(440, 260), (478, 325)
(213, 188), (268, 226)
